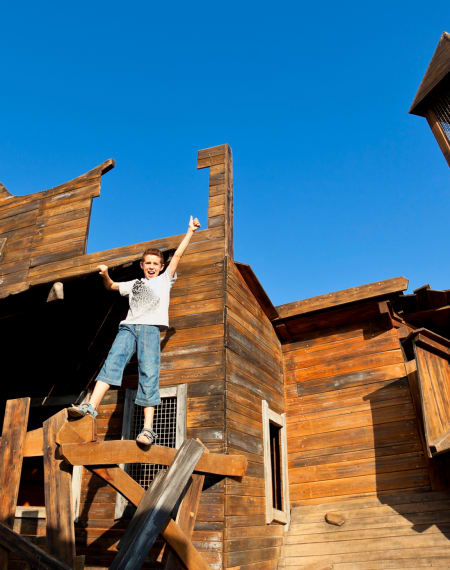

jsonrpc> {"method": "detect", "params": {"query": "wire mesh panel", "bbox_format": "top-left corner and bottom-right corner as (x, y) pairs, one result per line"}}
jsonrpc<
(433, 93), (450, 142)
(127, 396), (177, 490)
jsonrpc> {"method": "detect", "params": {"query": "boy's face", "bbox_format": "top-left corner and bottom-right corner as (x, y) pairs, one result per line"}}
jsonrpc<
(140, 254), (164, 279)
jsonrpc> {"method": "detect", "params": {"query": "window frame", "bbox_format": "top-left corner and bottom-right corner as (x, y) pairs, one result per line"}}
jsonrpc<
(114, 384), (187, 519)
(262, 400), (290, 526)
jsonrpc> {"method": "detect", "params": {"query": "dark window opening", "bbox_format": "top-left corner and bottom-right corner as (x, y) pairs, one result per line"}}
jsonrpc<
(270, 421), (282, 511)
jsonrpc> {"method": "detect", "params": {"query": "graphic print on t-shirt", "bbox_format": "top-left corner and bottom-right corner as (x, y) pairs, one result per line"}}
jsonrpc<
(130, 279), (160, 316)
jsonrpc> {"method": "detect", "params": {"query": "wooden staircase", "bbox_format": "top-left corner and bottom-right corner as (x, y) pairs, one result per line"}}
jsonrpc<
(278, 491), (450, 569)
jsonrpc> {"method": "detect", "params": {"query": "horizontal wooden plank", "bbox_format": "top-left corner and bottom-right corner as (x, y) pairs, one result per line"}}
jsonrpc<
(290, 469), (430, 502)
(277, 277), (409, 318)
(296, 363), (406, 396)
(294, 351), (404, 385)
(284, 333), (399, 371)
(289, 452), (426, 485)
(287, 401), (416, 438)
(287, 419), (421, 455)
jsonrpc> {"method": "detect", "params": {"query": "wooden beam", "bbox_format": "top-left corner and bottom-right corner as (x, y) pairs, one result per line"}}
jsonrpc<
(197, 143), (234, 258)
(235, 261), (279, 320)
(0, 237), (6, 258)
(110, 439), (207, 570)
(16, 415), (97, 458)
(0, 398), (30, 568)
(43, 409), (76, 568)
(47, 281), (64, 302)
(55, 415), (96, 445)
(0, 521), (72, 570)
(88, 465), (211, 570)
(61, 440), (247, 476)
(276, 277), (409, 319)
(164, 441), (209, 569)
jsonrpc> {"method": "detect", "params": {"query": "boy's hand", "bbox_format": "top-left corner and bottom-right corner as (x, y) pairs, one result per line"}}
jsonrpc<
(97, 264), (109, 275)
(188, 216), (201, 232)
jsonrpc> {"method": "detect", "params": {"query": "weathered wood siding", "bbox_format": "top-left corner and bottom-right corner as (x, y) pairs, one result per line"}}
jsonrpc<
(75, 144), (232, 568)
(283, 306), (430, 506)
(0, 160), (114, 298)
(223, 258), (285, 570)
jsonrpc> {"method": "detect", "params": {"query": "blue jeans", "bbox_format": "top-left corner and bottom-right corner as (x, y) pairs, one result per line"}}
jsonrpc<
(96, 324), (161, 407)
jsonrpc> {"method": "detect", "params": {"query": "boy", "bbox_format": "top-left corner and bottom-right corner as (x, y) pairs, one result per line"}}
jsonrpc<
(69, 215), (201, 446)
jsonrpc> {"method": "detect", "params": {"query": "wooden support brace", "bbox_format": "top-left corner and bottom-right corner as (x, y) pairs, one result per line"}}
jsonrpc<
(163, 440), (209, 569)
(110, 439), (207, 570)
(47, 281), (64, 302)
(0, 521), (72, 570)
(61, 440), (247, 476)
(43, 409), (76, 568)
(88, 465), (211, 570)
(0, 398), (30, 568)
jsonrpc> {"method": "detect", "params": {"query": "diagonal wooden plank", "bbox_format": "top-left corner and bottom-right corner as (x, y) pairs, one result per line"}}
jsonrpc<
(88, 465), (211, 570)
(110, 439), (206, 570)
(0, 521), (72, 570)
(61, 440), (247, 476)
(164, 441), (209, 569)
(43, 409), (76, 568)
(0, 398), (30, 568)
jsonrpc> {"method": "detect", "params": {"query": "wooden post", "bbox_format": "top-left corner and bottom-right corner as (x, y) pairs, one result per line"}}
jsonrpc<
(0, 397), (30, 568)
(197, 144), (234, 258)
(110, 439), (204, 570)
(43, 409), (76, 568)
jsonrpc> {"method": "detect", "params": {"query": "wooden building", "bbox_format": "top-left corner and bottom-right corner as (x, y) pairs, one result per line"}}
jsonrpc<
(0, 33), (449, 570)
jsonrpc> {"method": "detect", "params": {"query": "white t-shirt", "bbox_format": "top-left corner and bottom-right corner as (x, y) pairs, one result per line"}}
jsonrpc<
(119, 270), (177, 328)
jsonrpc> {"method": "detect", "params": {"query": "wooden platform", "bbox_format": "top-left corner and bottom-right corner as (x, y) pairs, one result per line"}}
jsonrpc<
(278, 491), (450, 569)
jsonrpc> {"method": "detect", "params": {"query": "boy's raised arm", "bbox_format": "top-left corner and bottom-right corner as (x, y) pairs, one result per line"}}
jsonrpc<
(167, 216), (201, 277)
(97, 264), (120, 291)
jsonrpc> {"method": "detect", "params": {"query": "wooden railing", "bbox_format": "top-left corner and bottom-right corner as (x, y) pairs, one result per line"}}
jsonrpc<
(0, 399), (247, 569)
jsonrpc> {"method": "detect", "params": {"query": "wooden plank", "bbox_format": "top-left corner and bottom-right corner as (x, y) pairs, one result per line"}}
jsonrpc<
(43, 409), (76, 567)
(0, 521), (72, 570)
(164, 442), (209, 569)
(234, 262), (279, 320)
(0, 398), (30, 568)
(296, 363), (406, 396)
(60, 440), (247, 476)
(110, 439), (207, 569)
(277, 277), (409, 319)
(88, 465), (211, 570)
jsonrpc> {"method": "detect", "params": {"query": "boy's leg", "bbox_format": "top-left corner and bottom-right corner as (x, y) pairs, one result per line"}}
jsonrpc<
(89, 380), (111, 410)
(69, 325), (136, 418)
(135, 325), (160, 446)
(135, 325), (161, 408)
(143, 406), (155, 429)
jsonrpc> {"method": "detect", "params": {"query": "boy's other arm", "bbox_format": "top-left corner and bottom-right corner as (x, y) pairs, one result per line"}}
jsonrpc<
(97, 264), (120, 291)
(167, 216), (201, 277)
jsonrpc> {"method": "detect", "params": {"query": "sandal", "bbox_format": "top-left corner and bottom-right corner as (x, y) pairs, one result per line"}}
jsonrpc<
(136, 428), (158, 447)
(68, 403), (98, 419)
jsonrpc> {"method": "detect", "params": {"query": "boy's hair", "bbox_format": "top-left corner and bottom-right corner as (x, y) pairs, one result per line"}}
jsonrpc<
(141, 248), (164, 265)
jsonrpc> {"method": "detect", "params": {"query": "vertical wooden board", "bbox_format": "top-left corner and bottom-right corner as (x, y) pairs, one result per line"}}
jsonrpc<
(0, 398), (30, 568)
(43, 409), (76, 568)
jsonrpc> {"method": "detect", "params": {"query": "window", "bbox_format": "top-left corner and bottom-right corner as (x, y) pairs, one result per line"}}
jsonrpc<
(115, 385), (187, 518)
(262, 400), (290, 525)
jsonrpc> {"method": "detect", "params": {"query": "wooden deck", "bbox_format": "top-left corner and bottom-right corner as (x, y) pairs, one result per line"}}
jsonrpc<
(279, 490), (450, 569)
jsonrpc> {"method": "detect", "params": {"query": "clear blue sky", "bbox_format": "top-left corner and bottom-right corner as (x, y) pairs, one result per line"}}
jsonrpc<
(1, 2), (448, 305)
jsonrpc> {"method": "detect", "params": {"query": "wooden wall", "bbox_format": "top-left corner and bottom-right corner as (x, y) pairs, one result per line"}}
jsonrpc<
(282, 304), (431, 506)
(223, 258), (285, 570)
(74, 144), (233, 568)
(0, 159), (114, 298)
